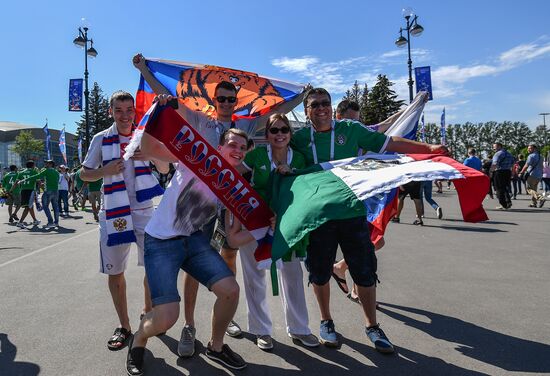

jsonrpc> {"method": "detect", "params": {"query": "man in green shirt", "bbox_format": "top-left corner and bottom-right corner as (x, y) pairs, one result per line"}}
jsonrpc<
(29, 159), (60, 228)
(291, 87), (447, 353)
(15, 160), (41, 228)
(87, 176), (103, 221)
(2, 165), (22, 223)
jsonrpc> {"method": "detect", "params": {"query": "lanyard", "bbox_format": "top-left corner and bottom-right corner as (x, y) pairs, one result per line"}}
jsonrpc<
(310, 121), (335, 164)
(267, 144), (293, 170)
(215, 120), (236, 141)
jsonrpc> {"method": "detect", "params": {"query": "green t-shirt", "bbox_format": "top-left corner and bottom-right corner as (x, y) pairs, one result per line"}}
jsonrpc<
(74, 170), (84, 190)
(33, 168), (60, 192)
(291, 120), (389, 166)
(88, 178), (103, 192)
(243, 146), (306, 202)
(16, 168), (39, 190)
(2, 172), (21, 195)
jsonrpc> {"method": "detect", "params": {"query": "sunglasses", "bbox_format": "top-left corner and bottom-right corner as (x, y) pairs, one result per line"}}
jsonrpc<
(268, 126), (291, 135)
(308, 100), (331, 109)
(216, 96), (237, 103)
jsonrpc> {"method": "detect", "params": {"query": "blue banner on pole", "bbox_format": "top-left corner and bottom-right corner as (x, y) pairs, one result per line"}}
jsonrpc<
(42, 123), (51, 160)
(414, 66), (433, 101)
(69, 79), (83, 111)
(441, 107), (446, 145)
(59, 127), (67, 164)
(78, 136), (83, 163)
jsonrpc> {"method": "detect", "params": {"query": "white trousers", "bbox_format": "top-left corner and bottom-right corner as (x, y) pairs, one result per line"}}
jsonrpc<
(239, 241), (311, 336)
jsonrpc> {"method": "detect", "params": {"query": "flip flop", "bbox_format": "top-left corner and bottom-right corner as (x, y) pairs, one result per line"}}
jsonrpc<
(331, 271), (349, 294)
(347, 293), (361, 305)
(107, 327), (132, 351)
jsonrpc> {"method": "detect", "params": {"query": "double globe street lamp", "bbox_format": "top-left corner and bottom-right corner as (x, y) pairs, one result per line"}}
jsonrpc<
(73, 26), (98, 153)
(395, 8), (424, 103)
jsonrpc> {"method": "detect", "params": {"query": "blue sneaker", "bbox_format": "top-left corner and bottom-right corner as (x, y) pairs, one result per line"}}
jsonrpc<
(319, 320), (338, 347)
(366, 324), (394, 353)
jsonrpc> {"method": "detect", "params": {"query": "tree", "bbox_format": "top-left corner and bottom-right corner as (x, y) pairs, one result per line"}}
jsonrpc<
(342, 81), (361, 104)
(531, 125), (550, 150)
(12, 130), (43, 162)
(363, 75), (404, 125)
(359, 83), (369, 124)
(75, 82), (112, 138)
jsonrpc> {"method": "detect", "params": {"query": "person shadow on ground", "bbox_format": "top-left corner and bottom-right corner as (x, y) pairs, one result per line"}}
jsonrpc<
(0, 333), (40, 376)
(378, 302), (550, 373)
(151, 329), (487, 375)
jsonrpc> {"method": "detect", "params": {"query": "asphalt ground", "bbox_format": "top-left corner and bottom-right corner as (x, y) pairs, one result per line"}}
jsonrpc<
(0, 190), (549, 376)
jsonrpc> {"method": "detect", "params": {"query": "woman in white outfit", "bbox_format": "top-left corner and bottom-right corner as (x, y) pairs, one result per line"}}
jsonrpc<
(228, 113), (319, 351)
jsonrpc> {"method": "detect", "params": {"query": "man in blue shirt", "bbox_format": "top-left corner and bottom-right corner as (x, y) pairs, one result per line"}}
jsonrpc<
(519, 144), (545, 208)
(463, 148), (482, 171)
(491, 143), (514, 209)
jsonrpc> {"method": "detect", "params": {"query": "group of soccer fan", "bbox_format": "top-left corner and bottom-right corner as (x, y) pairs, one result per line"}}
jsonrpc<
(3, 54), (448, 375)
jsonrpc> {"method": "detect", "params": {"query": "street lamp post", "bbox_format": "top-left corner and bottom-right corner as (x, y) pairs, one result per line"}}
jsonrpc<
(73, 26), (98, 153)
(395, 8), (424, 103)
(539, 112), (549, 127)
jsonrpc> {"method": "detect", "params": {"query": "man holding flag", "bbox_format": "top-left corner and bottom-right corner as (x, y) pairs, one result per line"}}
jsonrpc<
(290, 88), (448, 353)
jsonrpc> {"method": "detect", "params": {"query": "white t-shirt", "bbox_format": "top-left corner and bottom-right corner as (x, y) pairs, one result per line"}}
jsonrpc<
(145, 106), (258, 239)
(58, 173), (69, 191)
(82, 127), (152, 210)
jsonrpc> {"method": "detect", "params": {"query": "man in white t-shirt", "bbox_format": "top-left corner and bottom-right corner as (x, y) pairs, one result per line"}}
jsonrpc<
(80, 91), (169, 352)
(126, 109), (251, 374)
(133, 53), (305, 347)
(57, 165), (70, 217)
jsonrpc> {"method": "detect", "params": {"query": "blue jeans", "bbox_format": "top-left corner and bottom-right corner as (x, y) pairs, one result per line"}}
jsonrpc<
(421, 181), (440, 210)
(42, 190), (59, 224)
(144, 231), (234, 307)
(58, 190), (69, 214)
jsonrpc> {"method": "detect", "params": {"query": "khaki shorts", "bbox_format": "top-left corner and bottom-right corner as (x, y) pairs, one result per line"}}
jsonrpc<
(88, 191), (101, 207)
(6, 192), (21, 207)
(98, 206), (153, 275)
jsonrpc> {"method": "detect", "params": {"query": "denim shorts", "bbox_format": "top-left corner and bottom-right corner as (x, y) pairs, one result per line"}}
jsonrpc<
(305, 217), (377, 287)
(144, 231), (234, 306)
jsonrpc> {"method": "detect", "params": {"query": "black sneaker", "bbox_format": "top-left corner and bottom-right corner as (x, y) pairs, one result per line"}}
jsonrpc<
(126, 338), (145, 376)
(205, 344), (247, 370)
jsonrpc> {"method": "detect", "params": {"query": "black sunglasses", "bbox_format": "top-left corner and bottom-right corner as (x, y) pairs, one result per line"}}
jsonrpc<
(308, 100), (331, 109)
(268, 126), (291, 135)
(216, 96), (237, 103)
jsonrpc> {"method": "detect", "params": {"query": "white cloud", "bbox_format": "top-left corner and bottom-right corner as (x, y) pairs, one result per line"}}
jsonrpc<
(499, 40), (550, 67)
(271, 38), (550, 124)
(271, 56), (319, 73)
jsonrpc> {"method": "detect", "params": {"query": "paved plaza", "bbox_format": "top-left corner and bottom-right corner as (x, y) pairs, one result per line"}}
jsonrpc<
(1, 191), (549, 375)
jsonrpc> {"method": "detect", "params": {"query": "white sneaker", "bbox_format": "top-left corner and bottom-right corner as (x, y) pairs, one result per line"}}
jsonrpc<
(256, 335), (274, 350)
(436, 207), (443, 219)
(16, 222), (26, 229)
(225, 320), (242, 337)
(44, 222), (56, 229)
(289, 333), (320, 347)
(32, 220), (41, 226)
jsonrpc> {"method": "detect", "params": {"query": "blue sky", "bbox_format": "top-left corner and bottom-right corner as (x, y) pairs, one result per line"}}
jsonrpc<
(1, 0), (549, 134)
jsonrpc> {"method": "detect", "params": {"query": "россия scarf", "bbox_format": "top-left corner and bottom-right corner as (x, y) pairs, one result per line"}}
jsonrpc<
(102, 124), (164, 246)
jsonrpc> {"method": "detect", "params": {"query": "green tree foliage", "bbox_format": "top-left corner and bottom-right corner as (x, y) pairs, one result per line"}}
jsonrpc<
(362, 75), (404, 125)
(359, 83), (369, 124)
(531, 125), (550, 150)
(12, 130), (44, 161)
(75, 82), (112, 138)
(342, 81), (361, 104)
(419, 121), (547, 161)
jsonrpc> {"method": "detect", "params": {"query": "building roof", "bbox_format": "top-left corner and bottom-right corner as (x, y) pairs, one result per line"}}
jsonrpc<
(0, 121), (38, 132)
